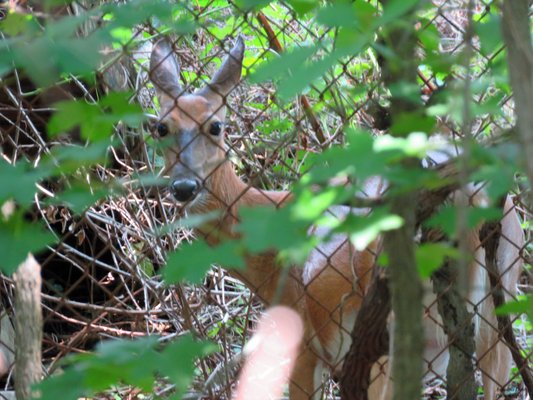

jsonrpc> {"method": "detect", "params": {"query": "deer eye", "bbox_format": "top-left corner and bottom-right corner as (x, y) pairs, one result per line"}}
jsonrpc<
(156, 123), (169, 137)
(209, 121), (223, 136)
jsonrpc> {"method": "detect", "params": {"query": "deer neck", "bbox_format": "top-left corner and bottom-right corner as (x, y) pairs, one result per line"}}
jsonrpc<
(190, 160), (299, 305)
(191, 160), (290, 238)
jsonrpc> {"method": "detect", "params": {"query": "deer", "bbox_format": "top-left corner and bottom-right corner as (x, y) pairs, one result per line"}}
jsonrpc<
(149, 36), (524, 400)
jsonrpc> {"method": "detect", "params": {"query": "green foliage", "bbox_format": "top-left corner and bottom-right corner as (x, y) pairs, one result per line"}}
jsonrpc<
(427, 206), (503, 238)
(0, 138), (121, 275)
(330, 207), (404, 251)
(0, 159), (50, 207)
(164, 240), (245, 284)
(248, 0), (428, 100)
(234, 0), (274, 12)
(239, 204), (318, 264)
(36, 335), (216, 400)
(45, 182), (122, 214)
(496, 295), (533, 322)
(0, 212), (56, 275)
(476, 13), (503, 56)
(48, 92), (145, 141)
(415, 243), (459, 278)
(304, 130), (436, 187)
(0, 0), (195, 85)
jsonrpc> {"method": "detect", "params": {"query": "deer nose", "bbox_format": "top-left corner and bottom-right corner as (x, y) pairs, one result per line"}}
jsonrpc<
(171, 179), (200, 202)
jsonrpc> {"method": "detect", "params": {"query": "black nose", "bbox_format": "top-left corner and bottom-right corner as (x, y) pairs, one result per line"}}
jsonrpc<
(171, 179), (200, 202)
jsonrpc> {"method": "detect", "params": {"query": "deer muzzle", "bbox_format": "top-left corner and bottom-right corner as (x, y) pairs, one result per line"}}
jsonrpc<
(171, 178), (201, 202)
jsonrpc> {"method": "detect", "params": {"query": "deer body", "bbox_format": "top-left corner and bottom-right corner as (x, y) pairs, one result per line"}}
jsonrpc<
(150, 37), (524, 400)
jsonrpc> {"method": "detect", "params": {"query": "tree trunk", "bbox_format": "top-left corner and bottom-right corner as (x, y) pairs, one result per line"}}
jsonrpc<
(13, 254), (42, 400)
(340, 267), (390, 400)
(379, 1), (425, 398)
(383, 193), (423, 400)
(500, 0), (533, 207)
(432, 260), (477, 399)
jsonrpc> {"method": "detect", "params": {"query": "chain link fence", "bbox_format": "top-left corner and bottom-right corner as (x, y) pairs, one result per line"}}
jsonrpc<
(0, 0), (531, 399)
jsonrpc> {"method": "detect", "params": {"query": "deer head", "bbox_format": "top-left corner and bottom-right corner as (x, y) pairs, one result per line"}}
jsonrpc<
(149, 36), (244, 205)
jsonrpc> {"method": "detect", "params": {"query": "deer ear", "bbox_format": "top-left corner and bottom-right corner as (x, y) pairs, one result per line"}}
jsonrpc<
(199, 36), (244, 103)
(150, 39), (183, 106)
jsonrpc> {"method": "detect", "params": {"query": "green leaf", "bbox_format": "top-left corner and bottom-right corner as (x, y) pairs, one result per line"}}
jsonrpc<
(48, 100), (105, 139)
(159, 336), (216, 398)
(238, 206), (311, 254)
(0, 159), (51, 207)
(45, 140), (112, 175)
(304, 129), (384, 184)
(476, 14), (502, 56)
(291, 186), (346, 222)
(234, 0), (274, 12)
(0, 12), (39, 36)
(36, 363), (88, 400)
(83, 337), (160, 391)
(373, 132), (432, 158)
(329, 207), (403, 250)
(46, 183), (118, 215)
(101, 0), (180, 28)
(288, 0), (319, 15)
(250, 46), (317, 85)
(388, 82), (422, 105)
(316, 2), (357, 28)
(48, 93), (145, 142)
(14, 36), (100, 86)
(495, 295), (533, 320)
(99, 91), (145, 125)
(379, 0), (420, 25)
(416, 243), (459, 278)
(37, 334), (213, 400)
(256, 117), (292, 135)
(0, 213), (56, 275)
(418, 21), (441, 54)
(168, 18), (198, 35)
(390, 112), (436, 136)
(277, 52), (339, 100)
(426, 206), (503, 238)
(317, 1), (376, 29)
(164, 240), (244, 284)
(469, 142), (519, 202)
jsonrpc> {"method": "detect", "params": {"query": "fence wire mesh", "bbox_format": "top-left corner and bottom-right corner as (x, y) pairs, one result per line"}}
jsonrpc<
(0, 0), (532, 399)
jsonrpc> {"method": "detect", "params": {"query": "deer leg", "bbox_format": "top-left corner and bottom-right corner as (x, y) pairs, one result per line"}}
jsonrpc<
(289, 346), (320, 400)
(478, 327), (511, 400)
(368, 356), (393, 400)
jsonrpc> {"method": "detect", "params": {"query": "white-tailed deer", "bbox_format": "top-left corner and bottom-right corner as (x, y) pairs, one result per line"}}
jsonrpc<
(149, 37), (524, 400)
